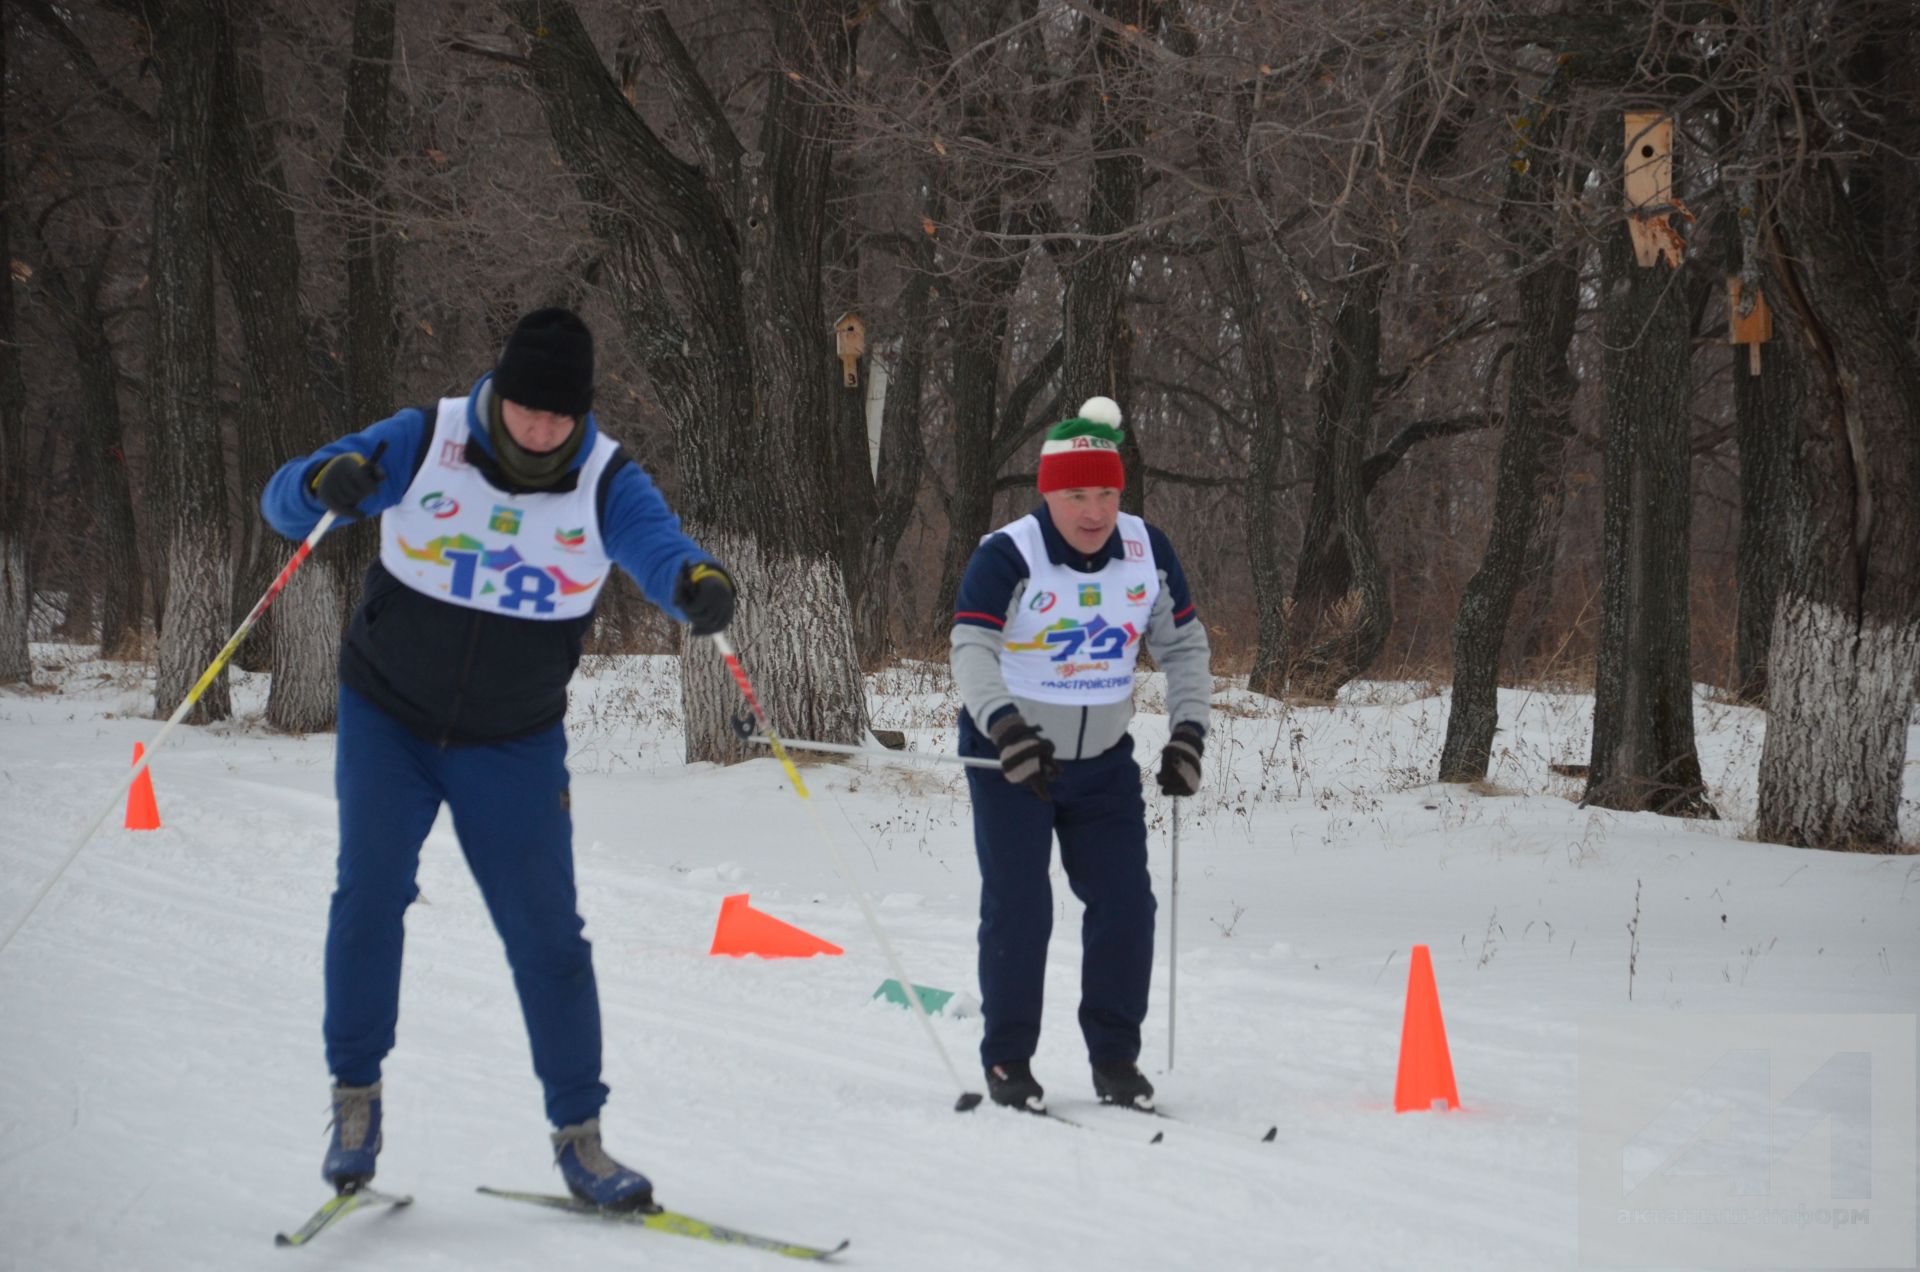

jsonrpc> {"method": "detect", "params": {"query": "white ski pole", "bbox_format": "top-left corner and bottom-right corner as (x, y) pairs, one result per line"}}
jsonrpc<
(710, 632), (985, 1111)
(741, 733), (999, 770)
(1168, 794), (1181, 1072)
(2, 506), (345, 958)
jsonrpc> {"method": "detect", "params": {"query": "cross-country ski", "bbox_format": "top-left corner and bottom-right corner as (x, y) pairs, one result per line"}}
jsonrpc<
(476, 1186), (849, 1261)
(273, 1187), (413, 1248)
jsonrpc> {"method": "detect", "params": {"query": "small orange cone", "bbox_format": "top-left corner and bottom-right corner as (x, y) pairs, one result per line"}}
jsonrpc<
(125, 743), (162, 831)
(708, 893), (843, 959)
(1393, 943), (1459, 1112)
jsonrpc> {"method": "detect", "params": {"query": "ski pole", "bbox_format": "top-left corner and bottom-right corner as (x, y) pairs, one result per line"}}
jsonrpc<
(2, 453), (372, 959)
(709, 631), (985, 1112)
(1168, 795), (1180, 1072)
(740, 732), (999, 771)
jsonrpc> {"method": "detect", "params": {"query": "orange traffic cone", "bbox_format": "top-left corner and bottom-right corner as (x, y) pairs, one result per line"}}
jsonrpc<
(708, 893), (843, 959)
(1393, 943), (1459, 1112)
(125, 743), (162, 831)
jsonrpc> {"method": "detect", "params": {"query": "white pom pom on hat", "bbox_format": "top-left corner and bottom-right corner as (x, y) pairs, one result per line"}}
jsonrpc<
(1077, 395), (1123, 427)
(1038, 396), (1128, 492)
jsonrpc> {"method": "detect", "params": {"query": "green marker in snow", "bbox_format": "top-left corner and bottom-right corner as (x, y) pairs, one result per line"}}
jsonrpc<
(872, 979), (955, 1015)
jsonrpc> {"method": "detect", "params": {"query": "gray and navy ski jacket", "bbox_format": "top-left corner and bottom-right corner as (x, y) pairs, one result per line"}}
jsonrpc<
(950, 504), (1211, 761)
(261, 373), (713, 746)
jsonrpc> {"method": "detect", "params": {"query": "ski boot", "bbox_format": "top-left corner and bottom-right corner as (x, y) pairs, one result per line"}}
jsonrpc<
(552, 1119), (655, 1211)
(985, 1059), (1047, 1112)
(1092, 1060), (1156, 1111)
(322, 1081), (383, 1192)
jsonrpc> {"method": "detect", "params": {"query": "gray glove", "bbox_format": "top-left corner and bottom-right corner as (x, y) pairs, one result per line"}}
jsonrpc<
(987, 712), (1061, 800)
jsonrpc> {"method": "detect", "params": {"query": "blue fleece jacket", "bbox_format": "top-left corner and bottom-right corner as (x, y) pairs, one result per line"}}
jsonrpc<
(262, 374), (706, 622)
(262, 375), (715, 744)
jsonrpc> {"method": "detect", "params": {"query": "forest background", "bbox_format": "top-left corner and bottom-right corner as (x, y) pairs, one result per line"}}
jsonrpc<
(1, 0), (1915, 853)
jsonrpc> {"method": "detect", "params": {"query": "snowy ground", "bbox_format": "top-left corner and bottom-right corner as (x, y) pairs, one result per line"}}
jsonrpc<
(2, 643), (1916, 1271)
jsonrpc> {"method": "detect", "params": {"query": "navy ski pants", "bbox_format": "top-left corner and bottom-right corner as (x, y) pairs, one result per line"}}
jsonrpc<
(325, 685), (608, 1128)
(961, 713), (1156, 1069)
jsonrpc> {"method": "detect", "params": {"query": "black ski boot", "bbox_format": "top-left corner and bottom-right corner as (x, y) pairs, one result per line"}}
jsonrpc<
(1092, 1061), (1156, 1111)
(985, 1059), (1046, 1112)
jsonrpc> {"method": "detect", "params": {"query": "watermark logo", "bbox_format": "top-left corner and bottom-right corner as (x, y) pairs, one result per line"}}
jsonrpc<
(1578, 1014), (1916, 1269)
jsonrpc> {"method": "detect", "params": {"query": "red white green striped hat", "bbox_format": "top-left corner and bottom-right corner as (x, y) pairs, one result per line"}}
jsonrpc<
(1037, 396), (1126, 492)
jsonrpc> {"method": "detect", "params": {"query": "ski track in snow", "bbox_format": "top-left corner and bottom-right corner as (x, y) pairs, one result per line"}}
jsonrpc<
(2, 646), (1916, 1270)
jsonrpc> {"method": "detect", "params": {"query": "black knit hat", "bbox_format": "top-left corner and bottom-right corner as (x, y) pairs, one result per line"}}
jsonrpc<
(493, 307), (595, 417)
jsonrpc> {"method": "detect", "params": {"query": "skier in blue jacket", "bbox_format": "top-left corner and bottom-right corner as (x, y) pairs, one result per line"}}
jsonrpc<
(261, 308), (733, 1210)
(950, 396), (1211, 1114)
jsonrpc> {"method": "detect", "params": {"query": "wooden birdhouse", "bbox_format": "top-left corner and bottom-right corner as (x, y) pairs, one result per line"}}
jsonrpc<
(1623, 112), (1683, 268)
(1727, 276), (1773, 375)
(834, 312), (866, 388)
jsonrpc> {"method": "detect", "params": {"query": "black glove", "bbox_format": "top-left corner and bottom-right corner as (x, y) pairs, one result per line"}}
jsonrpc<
(988, 712), (1061, 800)
(309, 451), (385, 517)
(1157, 723), (1204, 797)
(675, 561), (736, 636)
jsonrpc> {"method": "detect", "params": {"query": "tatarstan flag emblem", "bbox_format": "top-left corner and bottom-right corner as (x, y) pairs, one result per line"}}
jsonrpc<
(555, 527), (586, 550)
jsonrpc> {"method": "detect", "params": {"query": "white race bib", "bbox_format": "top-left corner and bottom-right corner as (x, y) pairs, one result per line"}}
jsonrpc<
(995, 512), (1159, 704)
(378, 398), (618, 620)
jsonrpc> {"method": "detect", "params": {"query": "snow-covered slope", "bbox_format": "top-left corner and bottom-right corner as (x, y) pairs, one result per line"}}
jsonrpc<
(2, 646), (1914, 1269)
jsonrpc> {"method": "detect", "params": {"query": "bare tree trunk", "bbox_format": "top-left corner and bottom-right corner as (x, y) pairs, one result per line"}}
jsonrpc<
(890, 6), (1055, 631)
(506, 0), (868, 761)
(1439, 70), (1584, 781)
(1755, 156), (1920, 850)
(848, 264), (930, 668)
(931, 306), (1009, 626)
(1284, 268), (1390, 701)
(680, 531), (864, 746)
(209, 0), (339, 731)
(1110, 312), (1143, 517)
(1511, 478), (1571, 671)
(335, 0), (398, 438)
(328, 0), (399, 626)
(1203, 137), (1293, 699)
(831, 338), (877, 663)
(145, 0), (231, 723)
(1243, 393), (1290, 699)
(35, 251), (146, 657)
(1439, 261), (1581, 779)
(0, 11), (34, 684)
(1056, 0), (1149, 409)
(1729, 264), (1804, 706)
(1583, 187), (1709, 816)
(926, 195), (1048, 630)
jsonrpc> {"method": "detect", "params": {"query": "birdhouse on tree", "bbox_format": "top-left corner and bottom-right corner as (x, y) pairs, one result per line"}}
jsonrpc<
(1623, 112), (1685, 269)
(834, 312), (866, 388)
(1727, 276), (1773, 376)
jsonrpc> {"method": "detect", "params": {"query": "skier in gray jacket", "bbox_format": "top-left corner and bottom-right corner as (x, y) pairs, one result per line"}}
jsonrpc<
(949, 396), (1211, 1113)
